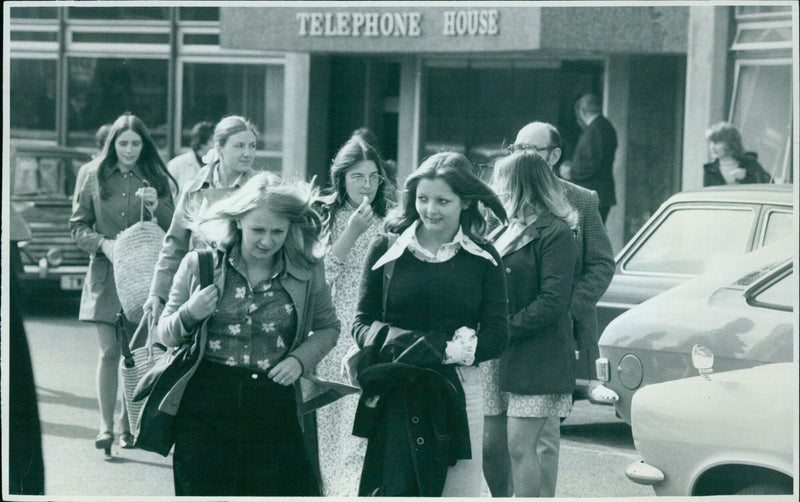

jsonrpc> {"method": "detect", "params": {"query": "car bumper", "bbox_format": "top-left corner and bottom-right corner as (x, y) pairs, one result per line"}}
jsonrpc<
(21, 264), (87, 291)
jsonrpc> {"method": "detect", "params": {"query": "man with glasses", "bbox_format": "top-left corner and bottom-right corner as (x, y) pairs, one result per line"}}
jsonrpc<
(560, 94), (618, 223)
(491, 121), (614, 497)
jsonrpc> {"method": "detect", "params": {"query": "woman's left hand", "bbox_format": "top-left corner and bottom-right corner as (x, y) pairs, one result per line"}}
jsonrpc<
(135, 186), (158, 213)
(268, 356), (303, 386)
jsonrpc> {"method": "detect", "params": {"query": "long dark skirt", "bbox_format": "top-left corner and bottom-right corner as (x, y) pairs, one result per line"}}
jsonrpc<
(173, 360), (319, 496)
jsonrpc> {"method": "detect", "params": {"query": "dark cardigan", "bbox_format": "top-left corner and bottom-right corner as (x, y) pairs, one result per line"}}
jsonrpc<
(351, 233), (509, 496)
(703, 152), (772, 187)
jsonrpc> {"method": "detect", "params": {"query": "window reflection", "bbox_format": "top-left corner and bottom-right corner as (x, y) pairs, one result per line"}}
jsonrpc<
(10, 59), (57, 141)
(67, 57), (168, 148)
(625, 208), (755, 275)
(730, 63), (793, 183)
(181, 62), (284, 152)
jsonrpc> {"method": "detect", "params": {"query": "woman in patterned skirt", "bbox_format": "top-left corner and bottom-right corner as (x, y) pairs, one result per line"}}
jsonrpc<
(315, 136), (393, 496)
(482, 150), (579, 497)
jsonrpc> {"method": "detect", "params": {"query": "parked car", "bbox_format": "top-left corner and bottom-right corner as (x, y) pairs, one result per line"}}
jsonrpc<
(10, 142), (93, 293)
(594, 236), (794, 423)
(582, 184), (793, 402)
(625, 360), (795, 496)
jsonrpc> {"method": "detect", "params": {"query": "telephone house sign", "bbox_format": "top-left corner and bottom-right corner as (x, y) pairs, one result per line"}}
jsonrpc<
(221, 6), (542, 53)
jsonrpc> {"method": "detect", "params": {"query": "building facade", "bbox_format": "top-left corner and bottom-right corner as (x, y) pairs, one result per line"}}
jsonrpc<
(7, 3), (795, 250)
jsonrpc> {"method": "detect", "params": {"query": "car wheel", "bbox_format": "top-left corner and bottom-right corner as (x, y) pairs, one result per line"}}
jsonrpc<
(736, 482), (792, 495)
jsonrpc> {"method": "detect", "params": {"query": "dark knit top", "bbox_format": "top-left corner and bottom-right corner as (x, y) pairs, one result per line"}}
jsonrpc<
(353, 234), (509, 364)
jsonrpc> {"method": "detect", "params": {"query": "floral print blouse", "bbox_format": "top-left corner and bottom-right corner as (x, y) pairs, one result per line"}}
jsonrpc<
(204, 245), (297, 372)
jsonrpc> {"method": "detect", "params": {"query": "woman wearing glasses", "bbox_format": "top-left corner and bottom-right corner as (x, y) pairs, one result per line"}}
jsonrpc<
(315, 136), (393, 496)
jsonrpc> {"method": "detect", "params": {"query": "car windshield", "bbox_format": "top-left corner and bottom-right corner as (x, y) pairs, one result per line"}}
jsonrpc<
(13, 154), (82, 197)
(624, 206), (755, 276)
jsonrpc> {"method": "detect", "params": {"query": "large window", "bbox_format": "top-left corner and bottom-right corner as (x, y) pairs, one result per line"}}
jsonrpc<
(10, 58), (58, 141)
(181, 62), (284, 171)
(423, 59), (602, 175)
(624, 207), (755, 275)
(729, 61), (793, 183)
(66, 57), (169, 148)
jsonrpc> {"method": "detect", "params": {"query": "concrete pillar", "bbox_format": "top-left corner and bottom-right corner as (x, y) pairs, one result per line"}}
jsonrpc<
(397, 55), (422, 185)
(682, 6), (731, 191)
(605, 55), (630, 254)
(283, 53), (311, 181)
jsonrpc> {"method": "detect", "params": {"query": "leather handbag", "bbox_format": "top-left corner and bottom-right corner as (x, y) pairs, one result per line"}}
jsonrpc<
(117, 311), (166, 435)
(132, 249), (214, 456)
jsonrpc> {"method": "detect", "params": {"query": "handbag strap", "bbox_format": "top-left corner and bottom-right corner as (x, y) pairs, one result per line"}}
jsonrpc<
(139, 179), (150, 223)
(197, 248), (214, 288)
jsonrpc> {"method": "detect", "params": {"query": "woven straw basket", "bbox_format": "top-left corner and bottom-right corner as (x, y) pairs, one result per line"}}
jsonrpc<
(113, 219), (165, 324)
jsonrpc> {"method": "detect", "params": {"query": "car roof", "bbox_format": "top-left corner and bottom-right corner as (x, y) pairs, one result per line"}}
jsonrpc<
(13, 143), (92, 159)
(665, 184), (794, 205)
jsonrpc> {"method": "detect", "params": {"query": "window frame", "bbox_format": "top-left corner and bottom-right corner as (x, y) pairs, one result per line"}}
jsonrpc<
(175, 55), (286, 163)
(9, 53), (60, 144)
(746, 262), (794, 312)
(757, 207), (794, 248)
(619, 202), (758, 278)
(727, 57), (793, 183)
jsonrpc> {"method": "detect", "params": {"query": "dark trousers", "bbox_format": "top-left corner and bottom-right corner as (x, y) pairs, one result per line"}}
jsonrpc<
(173, 360), (319, 496)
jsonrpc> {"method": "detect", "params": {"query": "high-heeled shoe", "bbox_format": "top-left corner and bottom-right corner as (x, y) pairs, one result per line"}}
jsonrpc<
(95, 431), (113, 455)
(119, 431), (135, 449)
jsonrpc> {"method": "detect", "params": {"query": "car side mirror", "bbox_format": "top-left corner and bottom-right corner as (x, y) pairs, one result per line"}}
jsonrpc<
(691, 344), (715, 379)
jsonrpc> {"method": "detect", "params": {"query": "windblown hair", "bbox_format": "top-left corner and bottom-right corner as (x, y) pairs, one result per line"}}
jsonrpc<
(491, 150), (578, 230)
(190, 172), (326, 267)
(386, 152), (507, 243)
(319, 136), (390, 222)
(705, 121), (746, 159)
(97, 113), (176, 199)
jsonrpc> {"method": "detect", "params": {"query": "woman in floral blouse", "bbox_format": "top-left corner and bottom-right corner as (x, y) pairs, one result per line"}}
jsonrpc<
(157, 173), (340, 496)
(315, 136), (393, 496)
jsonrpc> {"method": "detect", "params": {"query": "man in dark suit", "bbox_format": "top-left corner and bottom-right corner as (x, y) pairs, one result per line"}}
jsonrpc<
(498, 121), (615, 496)
(560, 94), (618, 223)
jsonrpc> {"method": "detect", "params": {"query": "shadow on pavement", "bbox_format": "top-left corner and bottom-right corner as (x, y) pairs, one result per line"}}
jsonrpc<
(102, 456), (173, 470)
(37, 386), (97, 410)
(561, 421), (636, 451)
(39, 420), (97, 440)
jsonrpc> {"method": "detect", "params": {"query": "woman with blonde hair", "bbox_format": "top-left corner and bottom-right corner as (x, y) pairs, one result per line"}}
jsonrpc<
(144, 115), (260, 321)
(157, 172), (340, 496)
(482, 150), (579, 497)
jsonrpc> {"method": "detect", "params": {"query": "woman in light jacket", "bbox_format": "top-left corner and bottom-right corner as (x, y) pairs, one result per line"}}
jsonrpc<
(482, 150), (579, 497)
(157, 172), (340, 496)
(70, 113), (176, 453)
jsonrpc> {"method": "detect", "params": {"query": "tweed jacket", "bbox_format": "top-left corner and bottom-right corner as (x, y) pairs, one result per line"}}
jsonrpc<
(556, 178), (615, 354)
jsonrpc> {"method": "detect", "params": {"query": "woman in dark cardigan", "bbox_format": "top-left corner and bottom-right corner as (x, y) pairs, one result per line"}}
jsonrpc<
(482, 150), (579, 497)
(703, 122), (772, 186)
(351, 152), (509, 497)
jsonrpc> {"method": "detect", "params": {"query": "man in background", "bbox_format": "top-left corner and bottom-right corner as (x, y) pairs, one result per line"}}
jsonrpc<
(560, 94), (618, 223)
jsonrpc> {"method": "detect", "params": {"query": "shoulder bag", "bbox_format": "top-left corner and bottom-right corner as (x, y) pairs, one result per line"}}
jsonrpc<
(132, 248), (214, 456)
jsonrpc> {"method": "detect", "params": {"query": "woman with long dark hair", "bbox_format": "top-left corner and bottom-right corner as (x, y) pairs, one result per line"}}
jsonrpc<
(70, 113), (176, 453)
(315, 136), (393, 496)
(351, 152), (509, 496)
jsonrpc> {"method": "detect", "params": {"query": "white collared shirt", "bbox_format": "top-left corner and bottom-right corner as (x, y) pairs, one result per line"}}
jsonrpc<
(372, 220), (496, 270)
